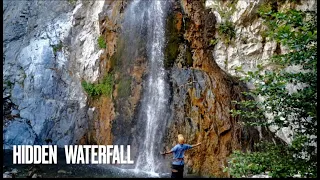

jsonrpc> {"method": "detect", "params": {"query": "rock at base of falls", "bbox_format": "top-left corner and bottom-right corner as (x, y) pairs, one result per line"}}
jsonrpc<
(3, 120), (37, 149)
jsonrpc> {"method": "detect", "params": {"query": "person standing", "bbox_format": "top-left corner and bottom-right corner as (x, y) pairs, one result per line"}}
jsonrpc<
(161, 134), (201, 178)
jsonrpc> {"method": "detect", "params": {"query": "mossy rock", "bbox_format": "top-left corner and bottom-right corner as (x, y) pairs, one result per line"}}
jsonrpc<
(117, 77), (132, 98)
(110, 53), (118, 71)
(184, 17), (191, 31)
(185, 45), (193, 67)
(164, 41), (180, 69)
(109, 38), (125, 71)
(164, 11), (184, 69)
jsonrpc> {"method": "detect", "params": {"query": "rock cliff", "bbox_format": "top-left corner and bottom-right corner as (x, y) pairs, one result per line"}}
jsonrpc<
(161, 0), (260, 177)
(3, 0), (105, 148)
(3, 0), (316, 177)
(160, 0), (316, 177)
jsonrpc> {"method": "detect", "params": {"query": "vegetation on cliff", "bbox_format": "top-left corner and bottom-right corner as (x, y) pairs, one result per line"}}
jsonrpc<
(226, 6), (317, 178)
(81, 73), (114, 97)
(98, 35), (107, 49)
(67, 0), (76, 4)
(217, 21), (236, 44)
(52, 41), (63, 55)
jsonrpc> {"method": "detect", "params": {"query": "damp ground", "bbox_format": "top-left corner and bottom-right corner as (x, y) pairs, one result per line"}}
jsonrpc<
(3, 149), (204, 178)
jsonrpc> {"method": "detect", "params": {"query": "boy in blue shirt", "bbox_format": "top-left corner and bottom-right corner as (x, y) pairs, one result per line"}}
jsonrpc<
(161, 134), (201, 178)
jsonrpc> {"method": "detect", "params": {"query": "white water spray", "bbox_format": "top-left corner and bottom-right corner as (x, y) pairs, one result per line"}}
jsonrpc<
(128, 0), (169, 173)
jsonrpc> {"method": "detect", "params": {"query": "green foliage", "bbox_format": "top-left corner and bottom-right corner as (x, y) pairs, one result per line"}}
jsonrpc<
(81, 74), (114, 97)
(52, 41), (63, 54)
(209, 39), (218, 46)
(224, 58), (229, 70)
(226, 8), (317, 178)
(67, 0), (77, 5)
(214, 0), (238, 20)
(218, 21), (236, 44)
(81, 81), (97, 96)
(257, 2), (273, 17)
(22, 73), (27, 80)
(117, 78), (132, 98)
(5, 80), (13, 88)
(226, 137), (315, 178)
(98, 36), (106, 49)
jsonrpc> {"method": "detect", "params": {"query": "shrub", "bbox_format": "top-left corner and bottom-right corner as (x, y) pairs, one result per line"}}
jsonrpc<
(52, 41), (63, 54)
(98, 36), (106, 49)
(209, 39), (218, 46)
(67, 0), (76, 5)
(82, 74), (114, 97)
(214, 0), (238, 21)
(226, 8), (317, 178)
(218, 21), (236, 44)
(5, 80), (13, 88)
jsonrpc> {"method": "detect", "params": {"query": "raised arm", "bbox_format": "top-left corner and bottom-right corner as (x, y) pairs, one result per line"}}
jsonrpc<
(160, 150), (173, 155)
(191, 142), (201, 148)
(161, 145), (178, 155)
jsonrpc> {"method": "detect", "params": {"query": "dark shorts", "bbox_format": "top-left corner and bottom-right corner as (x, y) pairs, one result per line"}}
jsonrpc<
(171, 164), (184, 178)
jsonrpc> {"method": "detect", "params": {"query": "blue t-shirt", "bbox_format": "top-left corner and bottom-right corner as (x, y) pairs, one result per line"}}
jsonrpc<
(171, 144), (192, 165)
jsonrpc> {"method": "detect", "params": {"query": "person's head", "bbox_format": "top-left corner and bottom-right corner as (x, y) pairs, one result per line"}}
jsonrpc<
(178, 134), (184, 144)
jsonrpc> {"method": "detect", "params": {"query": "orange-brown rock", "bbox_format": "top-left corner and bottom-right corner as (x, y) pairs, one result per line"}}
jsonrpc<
(85, 0), (262, 177)
(86, 0), (147, 149)
(90, 96), (115, 145)
(85, 0), (127, 145)
(175, 12), (183, 32)
(162, 0), (260, 177)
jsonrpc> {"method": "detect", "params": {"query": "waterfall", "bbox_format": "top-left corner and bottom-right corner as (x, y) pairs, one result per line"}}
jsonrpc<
(121, 0), (170, 174)
(135, 0), (169, 173)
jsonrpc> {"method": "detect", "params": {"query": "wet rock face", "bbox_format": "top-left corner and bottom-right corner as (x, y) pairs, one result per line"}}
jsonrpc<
(85, 0), (149, 154)
(3, 0), (105, 148)
(3, 120), (38, 149)
(161, 0), (262, 177)
(165, 67), (259, 177)
(162, 0), (316, 177)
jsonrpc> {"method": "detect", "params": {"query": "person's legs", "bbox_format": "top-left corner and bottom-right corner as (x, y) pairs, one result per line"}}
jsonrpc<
(171, 165), (179, 178)
(171, 165), (184, 178)
(171, 170), (178, 178)
(178, 165), (184, 178)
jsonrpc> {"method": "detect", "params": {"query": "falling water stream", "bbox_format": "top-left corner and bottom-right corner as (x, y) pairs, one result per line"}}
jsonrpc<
(4, 0), (172, 178)
(133, 0), (170, 174)
(120, 0), (170, 175)
(3, 0), (178, 178)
